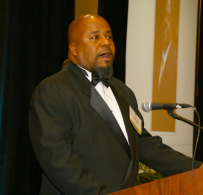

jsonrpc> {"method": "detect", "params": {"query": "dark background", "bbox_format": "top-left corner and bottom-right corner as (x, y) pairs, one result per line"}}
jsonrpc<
(194, 0), (203, 165)
(0, 0), (202, 194)
(0, 0), (128, 194)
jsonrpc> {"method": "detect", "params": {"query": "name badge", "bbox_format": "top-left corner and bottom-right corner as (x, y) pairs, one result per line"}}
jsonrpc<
(129, 106), (142, 135)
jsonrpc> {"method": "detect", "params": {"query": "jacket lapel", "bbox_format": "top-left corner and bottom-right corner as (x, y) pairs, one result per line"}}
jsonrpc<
(111, 85), (140, 186)
(90, 85), (131, 159)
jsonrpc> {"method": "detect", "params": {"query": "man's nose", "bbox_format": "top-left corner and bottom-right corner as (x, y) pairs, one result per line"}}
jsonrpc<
(101, 36), (111, 46)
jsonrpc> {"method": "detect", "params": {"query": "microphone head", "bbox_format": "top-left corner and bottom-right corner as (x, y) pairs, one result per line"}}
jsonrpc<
(141, 100), (152, 112)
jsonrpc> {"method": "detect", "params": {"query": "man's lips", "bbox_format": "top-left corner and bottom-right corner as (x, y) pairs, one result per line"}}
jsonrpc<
(97, 50), (113, 59)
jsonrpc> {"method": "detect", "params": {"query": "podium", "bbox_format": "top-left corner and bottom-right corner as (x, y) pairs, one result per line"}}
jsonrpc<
(108, 167), (203, 195)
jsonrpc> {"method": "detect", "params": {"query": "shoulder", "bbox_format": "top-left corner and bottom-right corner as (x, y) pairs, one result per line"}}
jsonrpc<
(31, 69), (80, 101)
(40, 69), (70, 86)
(37, 67), (82, 92)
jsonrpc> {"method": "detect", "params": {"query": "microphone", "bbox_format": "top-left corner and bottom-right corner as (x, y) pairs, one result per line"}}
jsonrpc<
(141, 100), (191, 112)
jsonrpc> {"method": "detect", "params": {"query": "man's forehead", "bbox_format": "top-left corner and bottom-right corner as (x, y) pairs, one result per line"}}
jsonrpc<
(82, 17), (110, 27)
(81, 20), (111, 34)
(88, 30), (112, 35)
(68, 14), (111, 42)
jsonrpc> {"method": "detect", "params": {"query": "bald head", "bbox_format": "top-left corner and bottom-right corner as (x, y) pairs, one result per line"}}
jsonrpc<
(67, 14), (115, 73)
(68, 14), (107, 43)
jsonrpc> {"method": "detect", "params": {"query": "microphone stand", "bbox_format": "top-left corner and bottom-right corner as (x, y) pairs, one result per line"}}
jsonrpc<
(166, 108), (202, 170)
(166, 109), (203, 130)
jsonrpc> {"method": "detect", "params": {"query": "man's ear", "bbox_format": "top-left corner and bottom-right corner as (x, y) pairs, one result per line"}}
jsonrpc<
(69, 42), (76, 56)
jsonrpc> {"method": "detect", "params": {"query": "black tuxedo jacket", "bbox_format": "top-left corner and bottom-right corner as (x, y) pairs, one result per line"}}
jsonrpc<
(29, 61), (201, 195)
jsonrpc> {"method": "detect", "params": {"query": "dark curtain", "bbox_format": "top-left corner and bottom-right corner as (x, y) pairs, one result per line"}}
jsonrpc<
(98, 0), (129, 83)
(0, 0), (74, 194)
(194, 0), (203, 162)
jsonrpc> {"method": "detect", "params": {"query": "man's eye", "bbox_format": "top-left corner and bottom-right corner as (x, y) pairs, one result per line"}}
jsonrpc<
(92, 36), (98, 39)
(106, 36), (112, 39)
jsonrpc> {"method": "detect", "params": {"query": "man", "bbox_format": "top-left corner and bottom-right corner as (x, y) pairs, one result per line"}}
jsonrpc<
(29, 14), (202, 195)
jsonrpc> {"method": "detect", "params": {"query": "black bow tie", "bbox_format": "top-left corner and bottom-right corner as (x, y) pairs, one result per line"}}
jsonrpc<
(92, 73), (110, 88)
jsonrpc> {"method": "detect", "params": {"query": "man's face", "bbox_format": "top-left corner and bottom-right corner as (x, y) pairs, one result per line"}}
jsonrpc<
(75, 16), (115, 72)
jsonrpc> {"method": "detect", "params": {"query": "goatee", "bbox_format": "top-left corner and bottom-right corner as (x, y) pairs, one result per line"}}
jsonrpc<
(91, 63), (113, 79)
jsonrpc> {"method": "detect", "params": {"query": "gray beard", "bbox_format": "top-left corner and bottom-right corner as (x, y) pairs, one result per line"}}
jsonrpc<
(91, 63), (113, 79)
